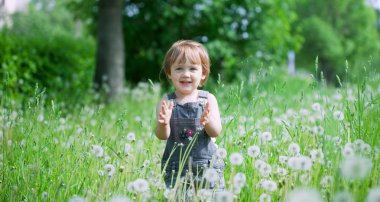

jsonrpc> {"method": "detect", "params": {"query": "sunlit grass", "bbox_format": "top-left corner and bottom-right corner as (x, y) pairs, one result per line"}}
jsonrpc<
(1, 68), (379, 201)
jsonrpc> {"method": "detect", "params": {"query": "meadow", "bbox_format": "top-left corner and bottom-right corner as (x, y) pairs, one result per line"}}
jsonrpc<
(1, 67), (380, 201)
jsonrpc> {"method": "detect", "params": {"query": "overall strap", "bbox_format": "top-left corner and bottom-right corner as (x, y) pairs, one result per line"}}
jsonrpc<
(198, 90), (208, 99)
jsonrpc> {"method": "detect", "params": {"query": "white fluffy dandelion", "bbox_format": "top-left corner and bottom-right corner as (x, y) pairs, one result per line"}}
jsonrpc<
(104, 164), (116, 177)
(216, 148), (228, 159)
(204, 168), (219, 183)
(91, 145), (104, 158)
(230, 152), (244, 165)
(69, 196), (86, 202)
(261, 180), (277, 192)
(312, 103), (322, 111)
(288, 156), (313, 171)
(367, 187), (380, 202)
(333, 191), (354, 202)
(247, 145), (260, 158)
(126, 132), (136, 141)
(109, 196), (131, 202)
(341, 156), (372, 180)
(125, 143), (132, 154)
(320, 176), (334, 188)
(260, 131), (273, 142)
(333, 110), (344, 121)
(309, 149), (324, 163)
(215, 191), (234, 202)
(233, 172), (246, 188)
(133, 178), (149, 192)
(259, 193), (271, 202)
(288, 143), (300, 155)
(285, 188), (323, 202)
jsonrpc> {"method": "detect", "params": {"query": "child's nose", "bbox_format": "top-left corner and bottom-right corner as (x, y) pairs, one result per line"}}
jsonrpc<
(182, 70), (190, 77)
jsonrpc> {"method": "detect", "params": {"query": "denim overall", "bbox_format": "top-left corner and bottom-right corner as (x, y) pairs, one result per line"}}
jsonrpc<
(161, 90), (225, 190)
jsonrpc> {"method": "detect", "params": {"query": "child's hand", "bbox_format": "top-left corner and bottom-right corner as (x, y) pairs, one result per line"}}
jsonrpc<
(158, 100), (174, 126)
(200, 101), (210, 126)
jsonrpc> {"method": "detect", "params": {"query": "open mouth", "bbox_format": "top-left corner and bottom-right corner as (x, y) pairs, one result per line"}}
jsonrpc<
(180, 81), (192, 85)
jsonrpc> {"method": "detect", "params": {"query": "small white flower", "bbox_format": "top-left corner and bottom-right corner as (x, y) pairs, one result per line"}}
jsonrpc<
(259, 163), (272, 177)
(216, 148), (227, 159)
(288, 143), (300, 155)
(262, 180), (277, 191)
(367, 187), (380, 202)
(333, 111), (344, 121)
(247, 145), (260, 158)
(333, 191), (354, 202)
(41, 192), (48, 200)
(229, 152), (244, 165)
(215, 191), (234, 202)
(133, 178), (149, 192)
(233, 172), (246, 188)
(259, 193), (271, 202)
(285, 188), (322, 202)
(197, 189), (213, 201)
(310, 149), (324, 163)
(279, 155), (288, 164)
(104, 164), (116, 177)
(312, 102), (322, 111)
(341, 156), (372, 180)
(204, 168), (219, 183)
(125, 143), (132, 154)
(69, 196), (86, 202)
(109, 196), (131, 202)
(342, 145), (354, 157)
(126, 132), (136, 141)
(260, 131), (272, 142)
(320, 176), (334, 188)
(91, 145), (104, 158)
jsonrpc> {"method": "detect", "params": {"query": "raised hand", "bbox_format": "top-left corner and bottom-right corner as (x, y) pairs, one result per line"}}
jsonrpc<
(158, 100), (174, 125)
(200, 101), (210, 126)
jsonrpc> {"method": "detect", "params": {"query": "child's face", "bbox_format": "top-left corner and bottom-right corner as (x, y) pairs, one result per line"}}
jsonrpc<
(168, 59), (205, 96)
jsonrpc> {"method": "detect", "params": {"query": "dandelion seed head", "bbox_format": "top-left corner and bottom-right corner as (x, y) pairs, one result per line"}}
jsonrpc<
(279, 155), (288, 164)
(341, 156), (372, 180)
(333, 111), (344, 121)
(260, 131), (272, 142)
(233, 172), (246, 188)
(288, 143), (300, 155)
(230, 152), (244, 165)
(125, 143), (132, 154)
(312, 103), (322, 111)
(109, 196), (131, 202)
(333, 191), (354, 202)
(285, 187), (322, 202)
(204, 168), (219, 183)
(367, 187), (380, 202)
(126, 132), (136, 141)
(104, 164), (116, 177)
(320, 176), (334, 188)
(247, 145), (260, 158)
(259, 193), (271, 202)
(91, 145), (104, 158)
(69, 195), (86, 202)
(262, 180), (277, 191)
(215, 190), (234, 202)
(133, 178), (149, 192)
(216, 148), (227, 159)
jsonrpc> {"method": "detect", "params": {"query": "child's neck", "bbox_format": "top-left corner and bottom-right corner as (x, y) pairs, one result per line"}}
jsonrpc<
(174, 89), (199, 104)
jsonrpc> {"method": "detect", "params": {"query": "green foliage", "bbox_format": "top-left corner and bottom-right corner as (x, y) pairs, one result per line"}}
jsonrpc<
(294, 0), (380, 83)
(66, 0), (302, 83)
(0, 2), (95, 105)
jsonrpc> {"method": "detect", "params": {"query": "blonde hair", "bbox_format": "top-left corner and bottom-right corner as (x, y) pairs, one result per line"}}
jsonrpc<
(162, 40), (210, 85)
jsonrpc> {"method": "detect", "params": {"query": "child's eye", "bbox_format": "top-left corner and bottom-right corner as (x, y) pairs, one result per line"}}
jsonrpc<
(175, 68), (183, 71)
(190, 67), (198, 71)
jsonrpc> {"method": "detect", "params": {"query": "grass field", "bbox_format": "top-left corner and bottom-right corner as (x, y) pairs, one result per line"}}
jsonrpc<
(1, 68), (380, 201)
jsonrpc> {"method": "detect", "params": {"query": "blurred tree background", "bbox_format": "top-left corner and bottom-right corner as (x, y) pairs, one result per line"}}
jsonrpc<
(1, 0), (379, 103)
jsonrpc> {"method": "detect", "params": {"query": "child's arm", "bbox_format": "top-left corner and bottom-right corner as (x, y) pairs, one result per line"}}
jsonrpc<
(201, 93), (222, 137)
(155, 98), (173, 140)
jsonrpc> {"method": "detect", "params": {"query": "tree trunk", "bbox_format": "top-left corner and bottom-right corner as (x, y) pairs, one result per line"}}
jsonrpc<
(94, 0), (124, 101)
